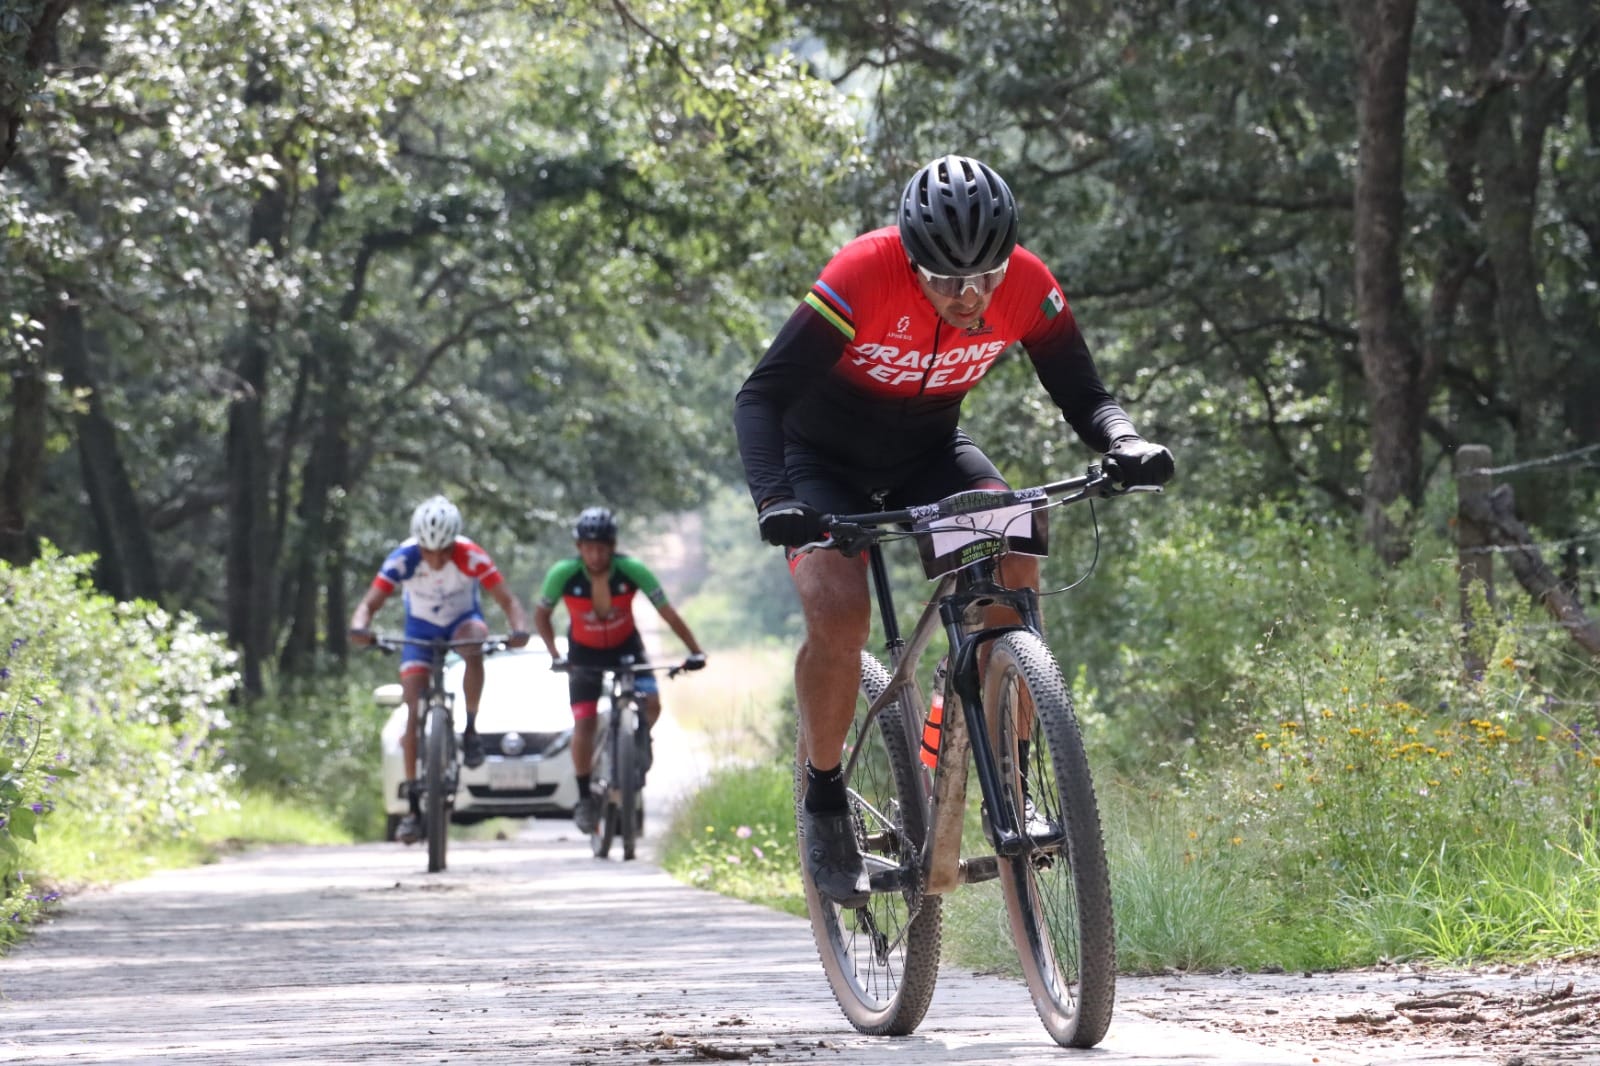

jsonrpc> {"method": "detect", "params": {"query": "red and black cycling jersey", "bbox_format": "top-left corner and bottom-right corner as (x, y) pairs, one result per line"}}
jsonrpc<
(733, 227), (1136, 506)
(536, 554), (668, 652)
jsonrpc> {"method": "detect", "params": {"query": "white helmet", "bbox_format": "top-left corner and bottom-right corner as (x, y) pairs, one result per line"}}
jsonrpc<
(410, 495), (462, 550)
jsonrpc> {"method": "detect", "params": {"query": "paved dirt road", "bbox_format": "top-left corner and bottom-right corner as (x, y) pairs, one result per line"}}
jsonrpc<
(0, 821), (1334, 1066)
(10, 815), (1593, 1066)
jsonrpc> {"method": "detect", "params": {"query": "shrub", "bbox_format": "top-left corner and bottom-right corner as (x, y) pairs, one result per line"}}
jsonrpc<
(658, 761), (803, 916)
(0, 545), (236, 903)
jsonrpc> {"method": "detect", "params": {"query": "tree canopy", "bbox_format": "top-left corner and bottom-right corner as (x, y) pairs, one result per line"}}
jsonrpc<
(4, 0), (1597, 689)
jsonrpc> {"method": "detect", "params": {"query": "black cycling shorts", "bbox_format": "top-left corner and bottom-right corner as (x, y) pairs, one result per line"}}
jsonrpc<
(783, 428), (1008, 517)
(565, 631), (654, 706)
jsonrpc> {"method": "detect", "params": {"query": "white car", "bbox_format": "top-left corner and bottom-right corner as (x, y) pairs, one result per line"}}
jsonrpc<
(377, 646), (579, 839)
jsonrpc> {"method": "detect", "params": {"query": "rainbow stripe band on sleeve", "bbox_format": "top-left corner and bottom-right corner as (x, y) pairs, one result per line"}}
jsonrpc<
(804, 281), (855, 340)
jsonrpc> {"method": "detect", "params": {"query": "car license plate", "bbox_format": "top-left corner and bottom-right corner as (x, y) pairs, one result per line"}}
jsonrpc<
(487, 760), (537, 790)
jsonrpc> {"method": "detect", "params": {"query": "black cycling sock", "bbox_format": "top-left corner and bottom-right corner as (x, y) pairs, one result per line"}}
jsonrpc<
(1018, 739), (1031, 785)
(577, 773), (591, 796)
(464, 715), (477, 734)
(804, 762), (847, 812)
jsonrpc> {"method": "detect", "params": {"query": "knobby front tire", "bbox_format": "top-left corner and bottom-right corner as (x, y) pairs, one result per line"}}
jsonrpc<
(796, 650), (941, 1036)
(592, 714), (616, 860)
(424, 702), (452, 874)
(618, 699), (640, 862)
(985, 631), (1116, 1048)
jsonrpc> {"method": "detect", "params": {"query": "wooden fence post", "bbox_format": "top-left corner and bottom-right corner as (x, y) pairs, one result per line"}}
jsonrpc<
(1456, 444), (1494, 676)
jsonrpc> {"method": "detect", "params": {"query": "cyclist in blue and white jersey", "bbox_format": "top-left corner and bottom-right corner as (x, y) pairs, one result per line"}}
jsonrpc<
(350, 495), (530, 844)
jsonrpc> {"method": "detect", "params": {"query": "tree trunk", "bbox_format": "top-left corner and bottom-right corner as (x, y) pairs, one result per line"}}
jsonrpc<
(1453, 0), (1574, 522)
(51, 295), (163, 602)
(0, 0), (75, 175)
(225, 327), (276, 696)
(1341, 0), (1424, 565)
(0, 331), (47, 564)
(278, 352), (333, 675)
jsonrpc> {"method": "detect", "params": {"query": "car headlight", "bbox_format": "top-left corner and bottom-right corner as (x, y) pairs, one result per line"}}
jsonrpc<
(542, 730), (573, 757)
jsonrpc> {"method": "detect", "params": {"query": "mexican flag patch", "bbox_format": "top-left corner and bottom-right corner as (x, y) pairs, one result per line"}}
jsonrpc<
(1040, 288), (1065, 319)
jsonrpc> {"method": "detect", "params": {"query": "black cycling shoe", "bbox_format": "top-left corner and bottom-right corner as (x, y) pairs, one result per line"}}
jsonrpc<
(1022, 796), (1064, 842)
(636, 721), (653, 774)
(573, 793), (600, 834)
(800, 805), (871, 908)
(397, 813), (422, 845)
(462, 731), (485, 770)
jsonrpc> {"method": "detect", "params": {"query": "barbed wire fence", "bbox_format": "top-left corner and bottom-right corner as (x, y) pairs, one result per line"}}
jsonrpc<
(1455, 443), (1600, 675)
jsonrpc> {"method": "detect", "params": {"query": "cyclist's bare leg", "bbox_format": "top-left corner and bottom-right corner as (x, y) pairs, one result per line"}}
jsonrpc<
(992, 554), (1041, 730)
(571, 712), (599, 776)
(451, 618), (490, 722)
(401, 671), (429, 781)
(642, 691), (662, 728)
(792, 550), (871, 772)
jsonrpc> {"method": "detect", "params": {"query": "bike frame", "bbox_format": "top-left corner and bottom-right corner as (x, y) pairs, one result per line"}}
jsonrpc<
(596, 658), (644, 788)
(824, 467), (1153, 897)
(373, 633), (508, 801)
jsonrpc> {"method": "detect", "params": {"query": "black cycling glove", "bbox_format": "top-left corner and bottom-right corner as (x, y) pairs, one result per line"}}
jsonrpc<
(1105, 437), (1175, 488)
(757, 497), (823, 547)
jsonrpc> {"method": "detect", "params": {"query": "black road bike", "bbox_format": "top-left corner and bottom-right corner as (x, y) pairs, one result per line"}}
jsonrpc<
(792, 463), (1159, 1048)
(372, 633), (509, 873)
(559, 656), (693, 861)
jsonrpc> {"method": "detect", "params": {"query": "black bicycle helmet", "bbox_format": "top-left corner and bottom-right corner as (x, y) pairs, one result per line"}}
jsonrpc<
(573, 506), (618, 543)
(898, 155), (1018, 275)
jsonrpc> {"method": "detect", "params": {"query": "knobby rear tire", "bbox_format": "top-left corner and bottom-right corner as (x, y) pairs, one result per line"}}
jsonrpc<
(424, 702), (451, 874)
(796, 651), (941, 1036)
(985, 631), (1116, 1048)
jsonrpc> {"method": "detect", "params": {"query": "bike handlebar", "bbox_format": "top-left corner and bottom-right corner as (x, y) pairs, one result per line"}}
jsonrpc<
(548, 656), (701, 679)
(793, 462), (1162, 558)
(360, 633), (516, 656)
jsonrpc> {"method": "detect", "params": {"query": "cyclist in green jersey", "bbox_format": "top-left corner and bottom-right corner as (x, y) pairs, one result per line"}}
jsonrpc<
(533, 506), (707, 834)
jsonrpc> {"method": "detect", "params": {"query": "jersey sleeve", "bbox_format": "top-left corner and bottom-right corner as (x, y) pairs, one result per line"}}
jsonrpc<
(1003, 250), (1138, 452)
(537, 558), (582, 608)
(614, 556), (667, 607)
(373, 543), (416, 592)
(732, 234), (892, 509)
(452, 538), (504, 590)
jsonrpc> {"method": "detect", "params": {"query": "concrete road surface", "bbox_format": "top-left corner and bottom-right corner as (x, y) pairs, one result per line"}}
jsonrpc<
(1, 818), (1433, 1066)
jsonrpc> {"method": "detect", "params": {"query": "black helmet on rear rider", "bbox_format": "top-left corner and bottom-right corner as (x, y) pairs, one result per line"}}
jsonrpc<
(574, 506), (618, 544)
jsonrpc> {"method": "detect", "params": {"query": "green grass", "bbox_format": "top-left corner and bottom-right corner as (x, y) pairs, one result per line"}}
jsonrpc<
(1339, 824), (1600, 964)
(20, 789), (354, 892)
(657, 761), (805, 916)
(654, 746), (1600, 978)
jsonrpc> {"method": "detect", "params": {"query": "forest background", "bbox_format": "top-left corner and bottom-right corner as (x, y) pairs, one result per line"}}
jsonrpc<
(3, 0), (1599, 970)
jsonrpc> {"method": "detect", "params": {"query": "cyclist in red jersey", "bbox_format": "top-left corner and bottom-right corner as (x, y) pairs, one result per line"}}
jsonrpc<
(733, 155), (1174, 906)
(533, 506), (707, 834)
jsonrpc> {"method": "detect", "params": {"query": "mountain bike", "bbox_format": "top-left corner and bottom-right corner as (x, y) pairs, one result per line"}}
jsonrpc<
(791, 461), (1160, 1048)
(370, 633), (509, 873)
(557, 657), (693, 861)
